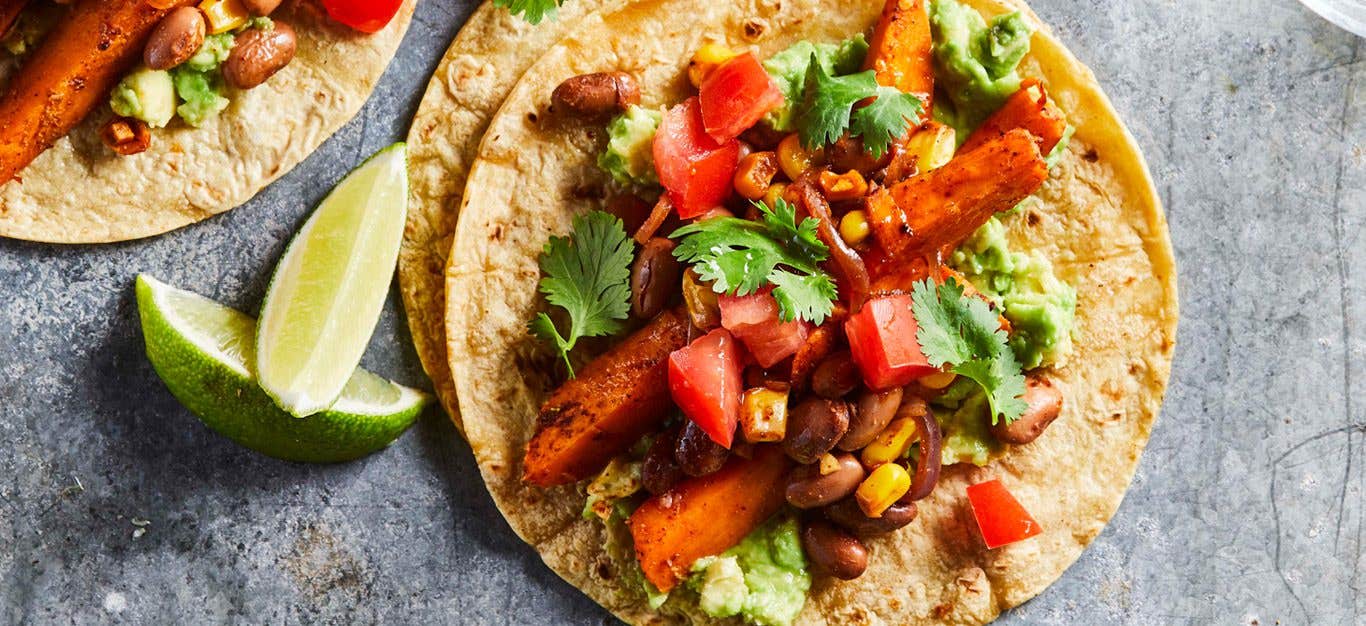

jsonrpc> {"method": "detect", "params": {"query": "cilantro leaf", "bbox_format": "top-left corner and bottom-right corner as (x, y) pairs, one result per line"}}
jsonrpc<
(796, 55), (878, 149)
(529, 211), (634, 377)
(851, 86), (924, 159)
(910, 277), (1028, 424)
(493, 0), (564, 25)
(671, 199), (838, 324)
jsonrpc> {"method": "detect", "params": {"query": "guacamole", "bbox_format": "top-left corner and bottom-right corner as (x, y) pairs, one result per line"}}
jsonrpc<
(929, 0), (1034, 135)
(598, 105), (662, 187)
(951, 216), (1076, 369)
(110, 68), (177, 128)
(936, 390), (1007, 466)
(689, 515), (810, 626)
(762, 35), (869, 131)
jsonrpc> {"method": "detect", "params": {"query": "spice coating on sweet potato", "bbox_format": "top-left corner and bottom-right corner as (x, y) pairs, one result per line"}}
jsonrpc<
(523, 308), (691, 487)
(959, 79), (1068, 156)
(864, 0), (934, 113)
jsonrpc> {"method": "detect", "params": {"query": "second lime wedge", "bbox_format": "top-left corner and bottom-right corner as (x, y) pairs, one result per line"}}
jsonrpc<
(256, 143), (410, 417)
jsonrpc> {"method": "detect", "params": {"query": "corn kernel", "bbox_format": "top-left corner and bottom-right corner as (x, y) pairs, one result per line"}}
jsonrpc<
(819, 170), (869, 202)
(856, 463), (911, 518)
(839, 210), (871, 246)
(762, 182), (789, 209)
(741, 387), (789, 443)
(861, 417), (919, 467)
(777, 134), (826, 181)
(818, 453), (840, 475)
(200, 0), (250, 34)
(734, 151), (779, 200)
(904, 122), (957, 173)
(688, 43), (739, 87)
(682, 269), (721, 330)
(919, 371), (957, 390)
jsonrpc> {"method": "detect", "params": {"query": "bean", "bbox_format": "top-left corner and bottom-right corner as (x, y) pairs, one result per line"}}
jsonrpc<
(675, 420), (729, 477)
(551, 72), (640, 117)
(606, 195), (652, 235)
(801, 520), (868, 580)
(991, 375), (1063, 444)
(631, 238), (682, 319)
(641, 430), (685, 495)
(241, 0), (283, 16)
(144, 7), (205, 71)
(783, 398), (850, 464)
(223, 22), (297, 90)
(785, 453), (865, 509)
(824, 496), (918, 537)
(838, 387), (904, 451)
(810, 352), (860, 399)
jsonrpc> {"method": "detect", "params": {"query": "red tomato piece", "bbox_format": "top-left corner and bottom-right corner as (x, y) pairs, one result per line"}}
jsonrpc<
(668, 329), (745, 448)
(699, 52), (785, 142)
(966, 479), (1043, 549)
(653, 97), (740, 219)
(718, 290), (810, 368)
(322, 0), (403, 33)
(843, 295), (938, 390)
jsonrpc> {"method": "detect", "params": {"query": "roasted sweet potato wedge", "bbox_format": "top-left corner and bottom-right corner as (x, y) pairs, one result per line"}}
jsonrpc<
(867, 129), (1047, 259)
(864, 0), (934, 113)
(0, 0), (29, 39)
(523, 308), (691, 487)
(628, 444), (792, 592)
(959, 79), (1068, 156)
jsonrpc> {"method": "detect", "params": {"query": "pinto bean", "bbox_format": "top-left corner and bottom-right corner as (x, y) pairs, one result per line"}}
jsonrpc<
(801, 520), (868, 580)
(631, 238), (682, 319)
(810, 351), (860, 399)
(991, 375), (1063, 444)
(675, 420), (730, 477)
(783, 398), (850, 464)
(838, 387), (904, 451)
(241, 0), (283, 16)
(144, 7), (205, 71)
(785, 453), (865, 509)
(641, 429), (685, 495)
(223, 21), (297, 90)
(824, 496), (918, 537)
(551, 72), (640, 117)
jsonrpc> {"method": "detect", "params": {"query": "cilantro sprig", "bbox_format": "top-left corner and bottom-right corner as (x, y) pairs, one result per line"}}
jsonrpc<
(795, 54), (924, 158)
(671, 199), (839, 325)
(529, 211), (635, 377)
(911, 278), (1027, 424)
(493, 0), (564, 25)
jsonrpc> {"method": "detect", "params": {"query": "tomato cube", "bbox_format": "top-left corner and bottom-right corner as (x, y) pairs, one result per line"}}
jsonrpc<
(966, 479), (1043, 549)
(653, 97), (740, 219)
(668, 329), (744, 448)
(718, 290), (809, 368)
(699, 52), (786, 142)
(844, 295), (938, 390)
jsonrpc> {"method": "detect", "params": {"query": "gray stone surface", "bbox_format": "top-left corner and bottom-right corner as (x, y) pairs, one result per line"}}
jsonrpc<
(0, 0), (1361, 623)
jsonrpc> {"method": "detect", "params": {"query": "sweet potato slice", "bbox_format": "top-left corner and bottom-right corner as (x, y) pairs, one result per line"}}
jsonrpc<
(959, 79), (1068, 156)
(628, 444), (792, 592)
(523, 308), (691, 487)
(0, 0), (195, 182)
(863, 0), (934, 113)
(867, 129), (1047, 259)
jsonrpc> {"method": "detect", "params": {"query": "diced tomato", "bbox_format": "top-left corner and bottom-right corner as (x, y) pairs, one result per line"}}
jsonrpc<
(843, 294), (938, 390)
(699, 52), (785, 142)
(668, 329), (744, 448)
(653, 97), (740, 219)
(966, 479), (1043, 549)
(718, 290), (809, 368)
(322, 0), (403, 33)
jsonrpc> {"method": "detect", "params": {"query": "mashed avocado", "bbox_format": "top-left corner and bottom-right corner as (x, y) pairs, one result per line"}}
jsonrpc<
(185, 32), (235, 73)
(110, 68), (177, 128)
(934, 389), (1007, 466)
(929, 0), (1034, 135)
(598, 105), (662, 187)
(171, 69), (230, 128)
(762, 36), (869, 131)
(951, 217), (1076, 369)
(689, 515), (810, 626)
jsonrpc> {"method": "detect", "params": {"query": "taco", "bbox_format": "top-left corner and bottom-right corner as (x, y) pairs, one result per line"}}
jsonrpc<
(401, 0), (621, 432)
(0, 0), (413, 244)
(446, 0), (1177, 623)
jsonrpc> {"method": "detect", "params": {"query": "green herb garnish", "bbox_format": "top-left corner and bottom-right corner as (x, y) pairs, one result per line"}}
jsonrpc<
(911, 277), (1027, 424)
(493, 0), (564, 25)
(671, 199), (838, 325)
(795, 54), (923, 157)
(529, 211), (635, 377)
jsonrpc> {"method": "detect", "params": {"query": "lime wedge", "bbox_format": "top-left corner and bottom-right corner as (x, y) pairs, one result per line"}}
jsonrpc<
(137, 275), (430, 463)
(256, 143), (410, 417)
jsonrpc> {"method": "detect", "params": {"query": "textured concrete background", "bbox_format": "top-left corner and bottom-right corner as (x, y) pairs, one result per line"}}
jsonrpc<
(0, 0), (1361, 624)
